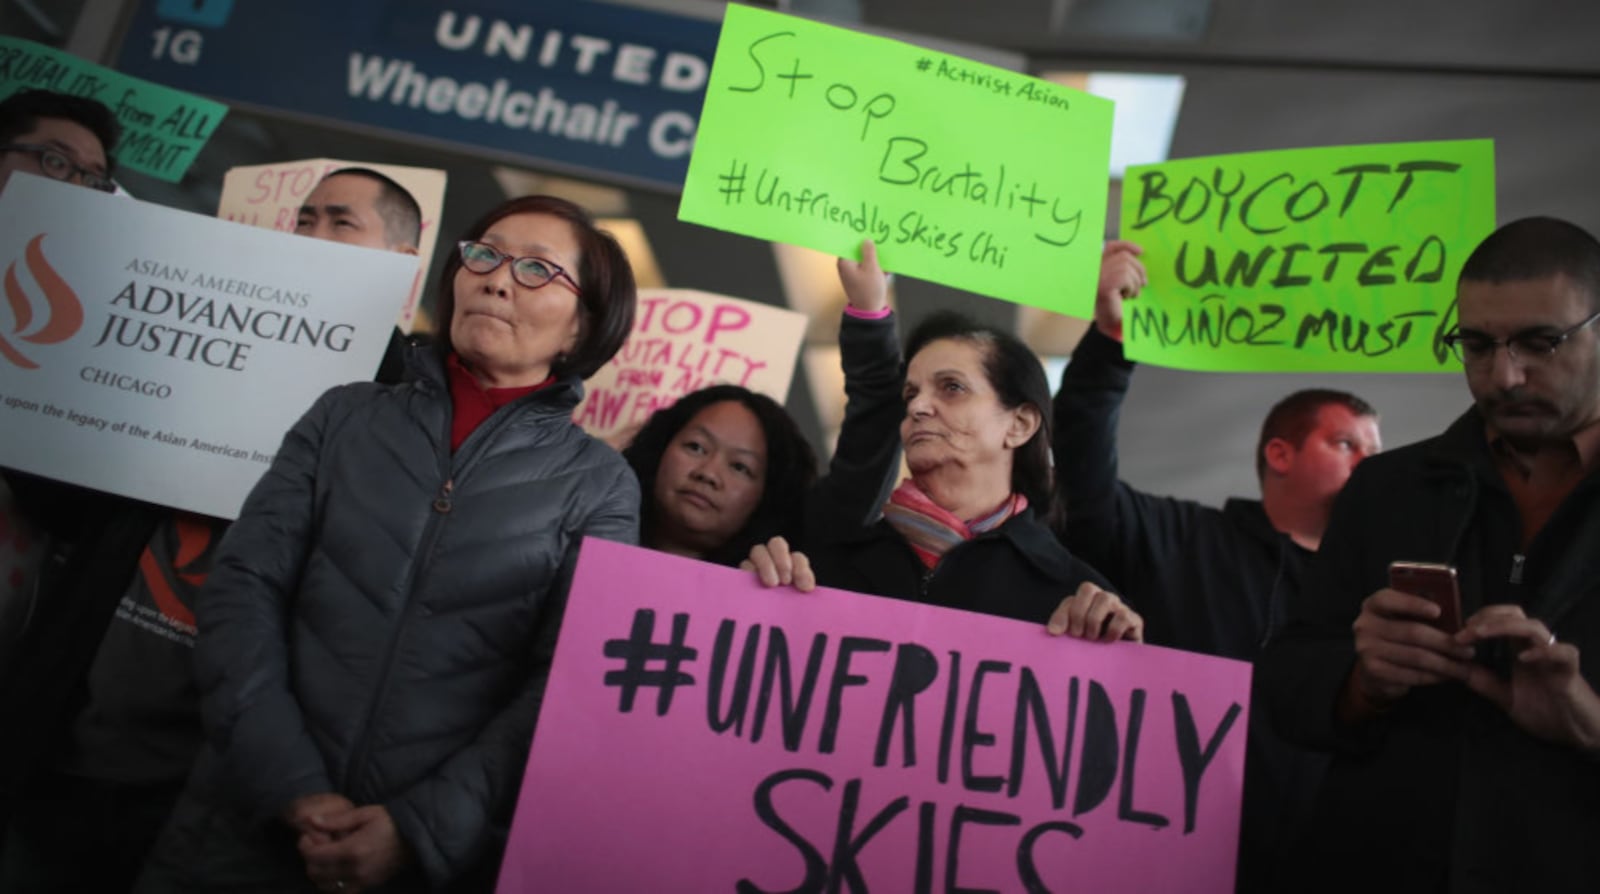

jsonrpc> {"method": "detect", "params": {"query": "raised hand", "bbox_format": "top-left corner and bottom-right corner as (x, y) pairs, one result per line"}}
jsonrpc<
(1094, 240), (1147, 342)
(838, 239), (890, 315)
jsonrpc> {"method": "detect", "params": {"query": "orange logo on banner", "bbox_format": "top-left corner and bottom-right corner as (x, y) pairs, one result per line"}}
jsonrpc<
(0, 234), (83, 369)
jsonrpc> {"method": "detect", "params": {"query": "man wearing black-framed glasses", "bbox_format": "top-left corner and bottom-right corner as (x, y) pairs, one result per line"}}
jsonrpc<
(0, 89), (120, 195)
(1263, 216), (1600, 892)
(1442, 308), (1600, 369)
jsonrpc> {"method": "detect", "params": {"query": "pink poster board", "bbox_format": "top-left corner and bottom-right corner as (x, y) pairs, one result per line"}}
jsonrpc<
(573, 288), (807, 449)
(501, 539), (1251, 892)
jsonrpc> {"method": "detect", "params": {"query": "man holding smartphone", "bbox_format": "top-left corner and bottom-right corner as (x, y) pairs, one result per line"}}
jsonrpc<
(1262, 216), (1600, 893)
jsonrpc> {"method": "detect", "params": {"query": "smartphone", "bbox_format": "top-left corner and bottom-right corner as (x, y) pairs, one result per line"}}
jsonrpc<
(1388, 561), (1462, 633)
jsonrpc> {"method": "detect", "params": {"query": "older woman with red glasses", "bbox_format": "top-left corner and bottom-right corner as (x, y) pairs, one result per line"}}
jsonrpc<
(745, 311), (1142, 643)
(136, 196), (640, 894)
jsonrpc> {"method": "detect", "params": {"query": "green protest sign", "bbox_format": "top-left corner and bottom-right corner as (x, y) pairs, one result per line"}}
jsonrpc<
(0, 36), (227, 182)
(679, 5), (1113, 317)
(1120, 140), (1495, 372)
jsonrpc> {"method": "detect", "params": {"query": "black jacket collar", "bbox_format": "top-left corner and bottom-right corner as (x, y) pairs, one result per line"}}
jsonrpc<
(839, 509), (1084, 586)
(409, 347), (586, 416)
(1222, 498), (1297, 552)
(1420, 406), (1497, 480)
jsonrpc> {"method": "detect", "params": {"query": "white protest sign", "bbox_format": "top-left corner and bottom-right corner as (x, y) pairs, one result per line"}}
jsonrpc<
(217, 158), (447, 334)
(573, 289), (808, 446)
(0, 174), (419, 519)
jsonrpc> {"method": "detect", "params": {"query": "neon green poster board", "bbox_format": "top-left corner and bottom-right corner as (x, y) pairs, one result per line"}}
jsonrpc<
(1119, 140), (1495, 372)
(0, 36), (227, 182)
(679, 5), (1113, 317)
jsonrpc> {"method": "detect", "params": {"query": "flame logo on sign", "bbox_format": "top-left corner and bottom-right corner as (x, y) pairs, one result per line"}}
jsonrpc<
(1, 234), (84, 369)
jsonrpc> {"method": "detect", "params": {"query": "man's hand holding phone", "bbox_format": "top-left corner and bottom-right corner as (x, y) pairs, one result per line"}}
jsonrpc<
(1455, 604), (1600, 754)
(1338, 563), (1477, 725)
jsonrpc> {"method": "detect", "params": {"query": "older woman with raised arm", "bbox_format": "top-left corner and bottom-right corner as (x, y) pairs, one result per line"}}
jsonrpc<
(136, 196), (640, 893)
(747, 311), (1141, 641)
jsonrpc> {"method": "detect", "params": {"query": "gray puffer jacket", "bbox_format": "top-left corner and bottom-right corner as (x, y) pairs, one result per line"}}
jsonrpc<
(166, 350), (638, 889)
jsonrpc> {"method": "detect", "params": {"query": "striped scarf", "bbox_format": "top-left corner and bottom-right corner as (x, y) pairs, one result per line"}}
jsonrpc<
(881, 479), (1028, 569)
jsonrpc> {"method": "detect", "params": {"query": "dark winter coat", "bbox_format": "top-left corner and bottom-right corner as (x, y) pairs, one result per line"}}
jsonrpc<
(144, 350), (639, 891)
(808, 510), (1112, 625)
(0, 335), (414, 829)
(1051, 326), (1322, 894)
(796, 312), (905, 542)
(0, 476), (163, 825)
(1260, 407), (1600, 893)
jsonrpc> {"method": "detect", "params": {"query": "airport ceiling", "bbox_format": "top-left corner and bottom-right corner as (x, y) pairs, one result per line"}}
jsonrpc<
(860, 0), (1597, 76)
(16, 0), (1599, 235)
(10, 0), (1600, 502)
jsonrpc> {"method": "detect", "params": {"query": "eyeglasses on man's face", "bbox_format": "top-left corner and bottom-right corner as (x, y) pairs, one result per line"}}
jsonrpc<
(456, 241), (581, 295)
(0, 143), (115, 193)
(1442, 309), (1600, 367)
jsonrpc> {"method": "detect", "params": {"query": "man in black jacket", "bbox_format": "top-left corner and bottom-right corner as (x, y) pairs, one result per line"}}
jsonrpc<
(0, 88), (124, 668)
(1051, 240), (1381, 894)
(1261, 216), (1600, 893)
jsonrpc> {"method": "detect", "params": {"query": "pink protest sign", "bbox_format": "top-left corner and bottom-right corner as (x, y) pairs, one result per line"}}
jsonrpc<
(500, 540), (1251, 892)
(573, 288), (807, 448)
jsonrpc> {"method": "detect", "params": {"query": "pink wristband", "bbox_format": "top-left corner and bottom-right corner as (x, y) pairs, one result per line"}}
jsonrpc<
(843, 305), (893, 320)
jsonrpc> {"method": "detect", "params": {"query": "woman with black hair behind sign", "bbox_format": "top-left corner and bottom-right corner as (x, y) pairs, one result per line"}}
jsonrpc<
(136, 195), (640, 894)
(623, 240), (904, 568)
(745, 310), (1143, 641)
